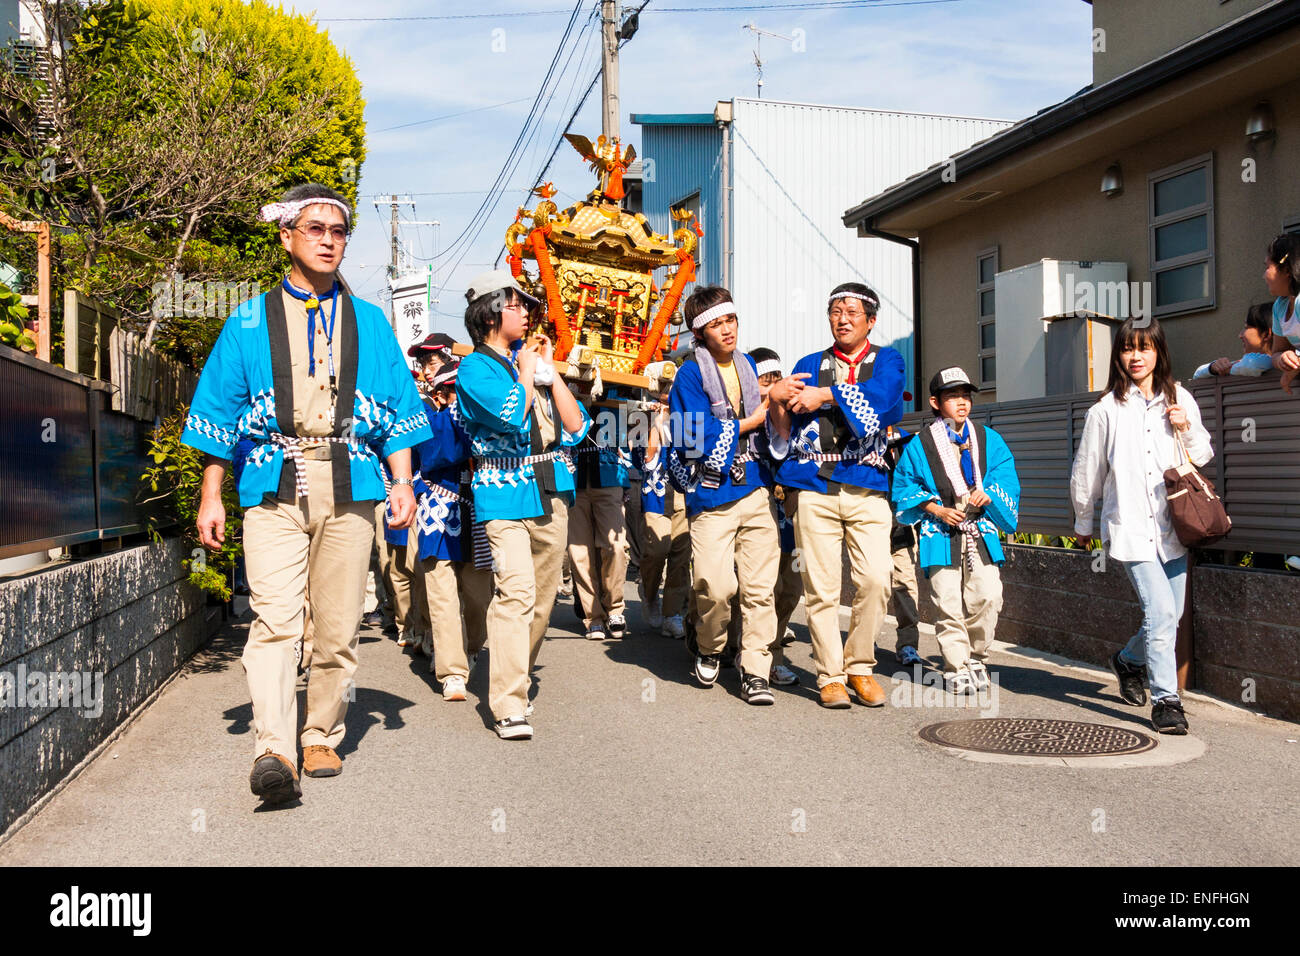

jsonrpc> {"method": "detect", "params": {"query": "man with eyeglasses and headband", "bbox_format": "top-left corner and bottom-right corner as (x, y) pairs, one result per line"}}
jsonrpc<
(184, 183), (431, 804)
(767, 282), (905, 710)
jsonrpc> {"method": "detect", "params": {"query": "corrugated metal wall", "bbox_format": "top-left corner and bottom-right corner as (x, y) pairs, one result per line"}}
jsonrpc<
(635, 103), (1007, 371)
(729, 99), (1009, 381)
(638, 120), (724, 289)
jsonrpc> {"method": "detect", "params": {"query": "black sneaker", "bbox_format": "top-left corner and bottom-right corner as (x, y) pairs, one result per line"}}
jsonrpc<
(1109, 651), (1148, 706)
(1151, 697), (1189, 735)
(694, 654), (721, 686)
(740, 673), (774, 705)
(606, 614), (627, 639)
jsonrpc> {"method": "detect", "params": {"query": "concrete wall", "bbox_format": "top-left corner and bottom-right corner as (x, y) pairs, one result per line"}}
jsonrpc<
(916, 76), (1300, 402)
(1092, 0), (1274, 85)
(0, 538), (220, 835)
(995, 545), (1298, 722)
(840, 541), (1299, 721)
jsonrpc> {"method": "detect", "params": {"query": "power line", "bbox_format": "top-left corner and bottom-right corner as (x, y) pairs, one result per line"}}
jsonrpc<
(373, 96), (536, 133)
(318, 10), (573, 22)
(321, 0), (961, 23)
(418, 0), (593, 291)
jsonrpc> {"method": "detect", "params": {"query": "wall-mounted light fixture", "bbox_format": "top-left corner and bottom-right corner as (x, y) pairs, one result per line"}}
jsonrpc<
(1246, 101), (1276, 144)
(1100, 163), (1123, 198)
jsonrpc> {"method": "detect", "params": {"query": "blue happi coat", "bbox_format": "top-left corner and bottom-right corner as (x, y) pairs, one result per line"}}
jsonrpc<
(631, 443), (682, 516)
(573, 404), (631, 490)
(384, 400), (475, 563)
(773, 344), (906, 495)
(891, 420), (1020, 572)
(182, 292), (431, 507)
(455, 346), (591, 522)
(668, 353), (774, 517)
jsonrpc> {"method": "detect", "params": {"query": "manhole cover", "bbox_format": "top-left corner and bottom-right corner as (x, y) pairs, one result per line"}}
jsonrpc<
(919, 718), (1157, 756)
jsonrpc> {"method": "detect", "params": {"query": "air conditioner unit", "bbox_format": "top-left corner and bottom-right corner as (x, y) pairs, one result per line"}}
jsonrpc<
(993, 259), (1128, 402)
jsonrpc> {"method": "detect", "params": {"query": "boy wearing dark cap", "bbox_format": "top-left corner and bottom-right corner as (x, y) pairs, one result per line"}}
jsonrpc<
(890, 367), (1020, 694)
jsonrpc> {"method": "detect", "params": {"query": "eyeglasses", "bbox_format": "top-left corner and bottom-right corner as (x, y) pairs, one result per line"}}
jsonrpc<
(829, 307), (867, 319)
(501, 302), (530, 314)
(294, 222), (349, 243)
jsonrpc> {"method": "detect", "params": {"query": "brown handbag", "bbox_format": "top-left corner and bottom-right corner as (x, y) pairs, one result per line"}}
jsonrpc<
(1163, 430), (1232, 547)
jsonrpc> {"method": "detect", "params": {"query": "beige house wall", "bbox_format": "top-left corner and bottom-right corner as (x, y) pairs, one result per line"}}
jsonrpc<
(1092, 0), (1274, 84)
(916, 78), (1300, 403)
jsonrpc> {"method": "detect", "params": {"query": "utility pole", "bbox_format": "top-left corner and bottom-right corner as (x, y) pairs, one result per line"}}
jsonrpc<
(601, 0), (620, 141)
(374, 195), (415, 279)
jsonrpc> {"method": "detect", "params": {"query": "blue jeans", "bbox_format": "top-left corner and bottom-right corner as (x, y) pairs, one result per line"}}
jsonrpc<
(1117, 555), (1187, 702)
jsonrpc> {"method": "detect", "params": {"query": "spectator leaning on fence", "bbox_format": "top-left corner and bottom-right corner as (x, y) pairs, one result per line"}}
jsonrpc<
(1192, 302), (1275, 379)
(1069, 317), (1213, 736)
(184, 183), (432, 804)
(1264, 233), (1300, 394)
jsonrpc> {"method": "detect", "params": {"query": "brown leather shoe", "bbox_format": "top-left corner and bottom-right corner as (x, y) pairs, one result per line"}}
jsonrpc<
(820, 681), (851, 709)
(847, 674), (887, 707)
(302, 744), (342, 778)
(249, 750), (301, 803)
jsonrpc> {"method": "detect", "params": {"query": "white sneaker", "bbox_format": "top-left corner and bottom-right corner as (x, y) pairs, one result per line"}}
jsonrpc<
(780, 626), (797, 647)
(946, 670), (977, 695)
(495, 716), (533, 740)
(967, 660), (991, 691)
(525, 700), (535, 717)
(396, 627), (417, 648)
(442, 675), (467, 701)
(770, 663), (799, 686)
(661, 614), (685, 639)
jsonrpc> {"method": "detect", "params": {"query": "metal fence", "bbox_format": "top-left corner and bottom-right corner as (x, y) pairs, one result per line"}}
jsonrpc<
(900, 371), (1300, 555)
(0, 345), (160, 560)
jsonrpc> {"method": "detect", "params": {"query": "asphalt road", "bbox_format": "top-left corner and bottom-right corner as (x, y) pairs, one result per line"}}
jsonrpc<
(1, 586), (1296, 866)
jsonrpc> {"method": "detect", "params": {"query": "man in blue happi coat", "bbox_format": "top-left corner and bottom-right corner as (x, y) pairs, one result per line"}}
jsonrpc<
(184, 184), (431, 803)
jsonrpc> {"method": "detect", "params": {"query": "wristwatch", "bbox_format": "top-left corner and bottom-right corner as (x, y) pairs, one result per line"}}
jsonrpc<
(391, 477), (414, 487)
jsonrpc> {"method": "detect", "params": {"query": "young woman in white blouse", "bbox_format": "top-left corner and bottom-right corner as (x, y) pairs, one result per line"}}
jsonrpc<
(1070, 318), (1213, 735)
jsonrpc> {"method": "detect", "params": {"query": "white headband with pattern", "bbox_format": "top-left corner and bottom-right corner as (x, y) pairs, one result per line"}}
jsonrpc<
(829, 290), (879, 310)
(755, 359), (781, 377)
(691, 300), (738, 330)
(259, 197), (352, 228)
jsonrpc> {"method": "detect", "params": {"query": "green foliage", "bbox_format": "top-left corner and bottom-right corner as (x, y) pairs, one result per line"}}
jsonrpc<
(1006, 532), (1081, 550)
(1, 0), (367, 369)
(0, 281), (35, 351)
(142, 412), (242, 600)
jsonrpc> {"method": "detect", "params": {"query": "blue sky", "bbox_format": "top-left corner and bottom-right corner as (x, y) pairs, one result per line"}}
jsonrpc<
(290, 0), (1094, 319)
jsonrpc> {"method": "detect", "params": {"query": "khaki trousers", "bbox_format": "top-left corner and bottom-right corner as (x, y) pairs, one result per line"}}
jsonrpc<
(771, 549), (804, 668)
(483, 498), (569, 720)
(420, 554), (493, 683)
(790, 484), (891, 687)
(923, 539), (1003, 677)
(640, 487), (690, 619)
(890, 539), (921, 651)
(626, 480), (645, 568)
(567, 486), (628, 627)
(365, 502), (394, 616)
(689, 488), (779, 678)
(241, 459), (374, 760)
(389, 528), (425, 636)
